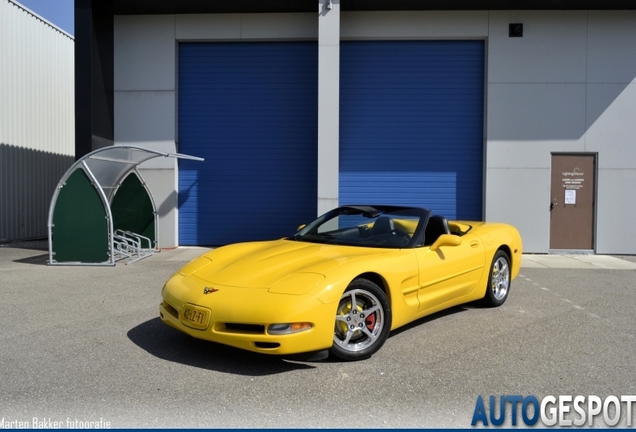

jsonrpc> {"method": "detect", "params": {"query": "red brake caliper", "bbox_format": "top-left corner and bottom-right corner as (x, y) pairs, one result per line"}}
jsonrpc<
(365, 313), (376, 330)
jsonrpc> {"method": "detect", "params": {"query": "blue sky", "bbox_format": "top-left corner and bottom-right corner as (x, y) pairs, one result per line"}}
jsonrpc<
(16, 0), (74, 36)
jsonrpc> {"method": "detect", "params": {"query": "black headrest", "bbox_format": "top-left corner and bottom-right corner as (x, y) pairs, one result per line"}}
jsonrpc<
(424, 215), (450, 245)
(371, 216), (394, 234)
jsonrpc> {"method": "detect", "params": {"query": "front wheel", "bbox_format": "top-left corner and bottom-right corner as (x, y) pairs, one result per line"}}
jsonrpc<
(483, 250), (511, 307)
(330, 279), (391, 361)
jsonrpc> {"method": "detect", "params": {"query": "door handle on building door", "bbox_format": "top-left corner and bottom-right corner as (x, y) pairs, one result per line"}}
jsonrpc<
(550, 202), (558, 211)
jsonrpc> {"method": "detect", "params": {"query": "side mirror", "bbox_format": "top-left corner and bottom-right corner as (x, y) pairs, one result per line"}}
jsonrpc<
(430, 234), (461, 252)
(297, 224), (306, 232)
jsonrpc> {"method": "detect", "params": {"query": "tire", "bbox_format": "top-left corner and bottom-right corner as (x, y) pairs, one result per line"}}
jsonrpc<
(483, 250), (511, 307)
(330, 278), (392, 361)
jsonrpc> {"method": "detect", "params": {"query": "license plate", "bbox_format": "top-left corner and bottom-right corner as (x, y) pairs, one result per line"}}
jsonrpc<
(181, 304), (211, 330)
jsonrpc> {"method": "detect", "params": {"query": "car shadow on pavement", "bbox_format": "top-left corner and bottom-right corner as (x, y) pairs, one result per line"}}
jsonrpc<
(388, 302), (478, 338)
(127, 318), (316, 376)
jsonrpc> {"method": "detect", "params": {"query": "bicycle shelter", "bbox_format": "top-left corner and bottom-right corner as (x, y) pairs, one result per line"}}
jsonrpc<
(48, 146), (203, 266)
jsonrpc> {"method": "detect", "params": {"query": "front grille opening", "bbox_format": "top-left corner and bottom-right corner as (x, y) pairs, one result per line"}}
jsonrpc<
(254, 342), (280, 349)
(162, 301), (178, 319)
(223, 323), (265, 334)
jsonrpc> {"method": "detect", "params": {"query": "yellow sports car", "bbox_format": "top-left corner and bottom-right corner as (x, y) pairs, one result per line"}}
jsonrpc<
(160, 205), (522, 361)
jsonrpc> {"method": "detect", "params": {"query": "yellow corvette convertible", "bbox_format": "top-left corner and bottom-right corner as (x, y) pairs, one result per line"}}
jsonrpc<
(160, 205), (522, 361)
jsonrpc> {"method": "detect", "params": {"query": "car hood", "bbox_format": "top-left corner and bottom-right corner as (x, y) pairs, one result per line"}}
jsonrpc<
(182, 239), (393, 289)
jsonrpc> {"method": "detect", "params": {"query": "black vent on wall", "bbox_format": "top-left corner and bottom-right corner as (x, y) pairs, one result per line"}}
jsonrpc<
(509, 23), (523, 37)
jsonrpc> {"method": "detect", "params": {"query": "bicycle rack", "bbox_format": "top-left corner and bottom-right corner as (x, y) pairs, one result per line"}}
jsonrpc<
(112, 229), (155, 265)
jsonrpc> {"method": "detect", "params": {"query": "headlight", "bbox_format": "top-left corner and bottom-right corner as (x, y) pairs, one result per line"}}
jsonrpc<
(267, 322), (312, 335)
(178, 256), (212, 276)
(268, 272), (325, 295)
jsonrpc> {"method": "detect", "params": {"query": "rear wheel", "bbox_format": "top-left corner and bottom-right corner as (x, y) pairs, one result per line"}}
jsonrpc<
(330, 278), (391, 361)
(483, 250), (511, 307)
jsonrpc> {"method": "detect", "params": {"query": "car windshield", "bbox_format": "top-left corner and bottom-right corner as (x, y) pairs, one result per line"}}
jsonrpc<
(292, 205), (430, 249)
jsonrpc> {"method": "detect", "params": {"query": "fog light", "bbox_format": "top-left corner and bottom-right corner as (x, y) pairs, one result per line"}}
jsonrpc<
(268, 322), (312, 335)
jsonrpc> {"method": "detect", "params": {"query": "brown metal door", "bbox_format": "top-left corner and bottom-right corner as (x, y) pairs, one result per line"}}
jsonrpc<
(550, 154), (596, 250)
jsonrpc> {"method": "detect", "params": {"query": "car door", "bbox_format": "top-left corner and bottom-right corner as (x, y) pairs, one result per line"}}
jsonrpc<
(416, 232), (486, 313)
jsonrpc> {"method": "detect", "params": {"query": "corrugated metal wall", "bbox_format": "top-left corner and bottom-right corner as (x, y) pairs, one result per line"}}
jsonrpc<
(339, 40), (485, 221)
(177, 42), (318, 245)
(0, 0), (74, 242)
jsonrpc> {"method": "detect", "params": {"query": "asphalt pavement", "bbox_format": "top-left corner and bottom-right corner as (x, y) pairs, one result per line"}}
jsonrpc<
(1, 244), (635, 428)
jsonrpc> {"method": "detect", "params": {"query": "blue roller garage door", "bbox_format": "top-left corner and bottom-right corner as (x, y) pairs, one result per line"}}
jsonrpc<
(340, 40), (485, 220)
(178, 42), (318, 245)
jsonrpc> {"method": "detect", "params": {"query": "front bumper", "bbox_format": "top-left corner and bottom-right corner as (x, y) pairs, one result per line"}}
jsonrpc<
(159, 273), (336, 355)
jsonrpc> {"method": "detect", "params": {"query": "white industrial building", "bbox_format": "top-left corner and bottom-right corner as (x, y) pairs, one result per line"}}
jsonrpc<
(0, 0), (74, 243)
(72, 1), (636, 255)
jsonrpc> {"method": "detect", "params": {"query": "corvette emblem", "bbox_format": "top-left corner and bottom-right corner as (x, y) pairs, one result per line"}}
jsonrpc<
(203, 287), (219, 295)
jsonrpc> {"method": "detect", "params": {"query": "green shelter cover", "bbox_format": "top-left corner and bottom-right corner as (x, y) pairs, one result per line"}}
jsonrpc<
(48, 146), (202, 265)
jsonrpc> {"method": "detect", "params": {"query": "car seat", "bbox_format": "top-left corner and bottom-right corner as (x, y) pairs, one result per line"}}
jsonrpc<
(424, 215), (450, 246)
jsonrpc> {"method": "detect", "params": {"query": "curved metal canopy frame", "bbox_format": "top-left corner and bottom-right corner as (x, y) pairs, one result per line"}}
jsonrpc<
(48, 145), (204, 266)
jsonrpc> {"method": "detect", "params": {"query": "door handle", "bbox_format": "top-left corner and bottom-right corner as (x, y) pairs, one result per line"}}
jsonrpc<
(550, 202), (558, 211)
(470, 240), (479, 248)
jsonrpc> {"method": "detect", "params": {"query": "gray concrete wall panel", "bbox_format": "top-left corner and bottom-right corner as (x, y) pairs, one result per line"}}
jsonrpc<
(586, 84), (636, 169)
(175, 14), (242, 40)
(114, 15), (176, 92)
(114, 91), (176, 170)
(487, 167), (551, 253)
(486, 10), (636, 254)
(595, 169), (636, 254)
(317, 1), (340, 216)
(587, 11), (636, 84)
(585, 11), (636, 254)
(114, 15), (178, 247)
(135, 167), (179, 251)
(241, 13), (317, 39)
(175, 13), (317, 40)
(114, 91), (176, 143)
(487, 83), (587, 144)
(488, 11), (587, 84)
(341, 11), (488, 39)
